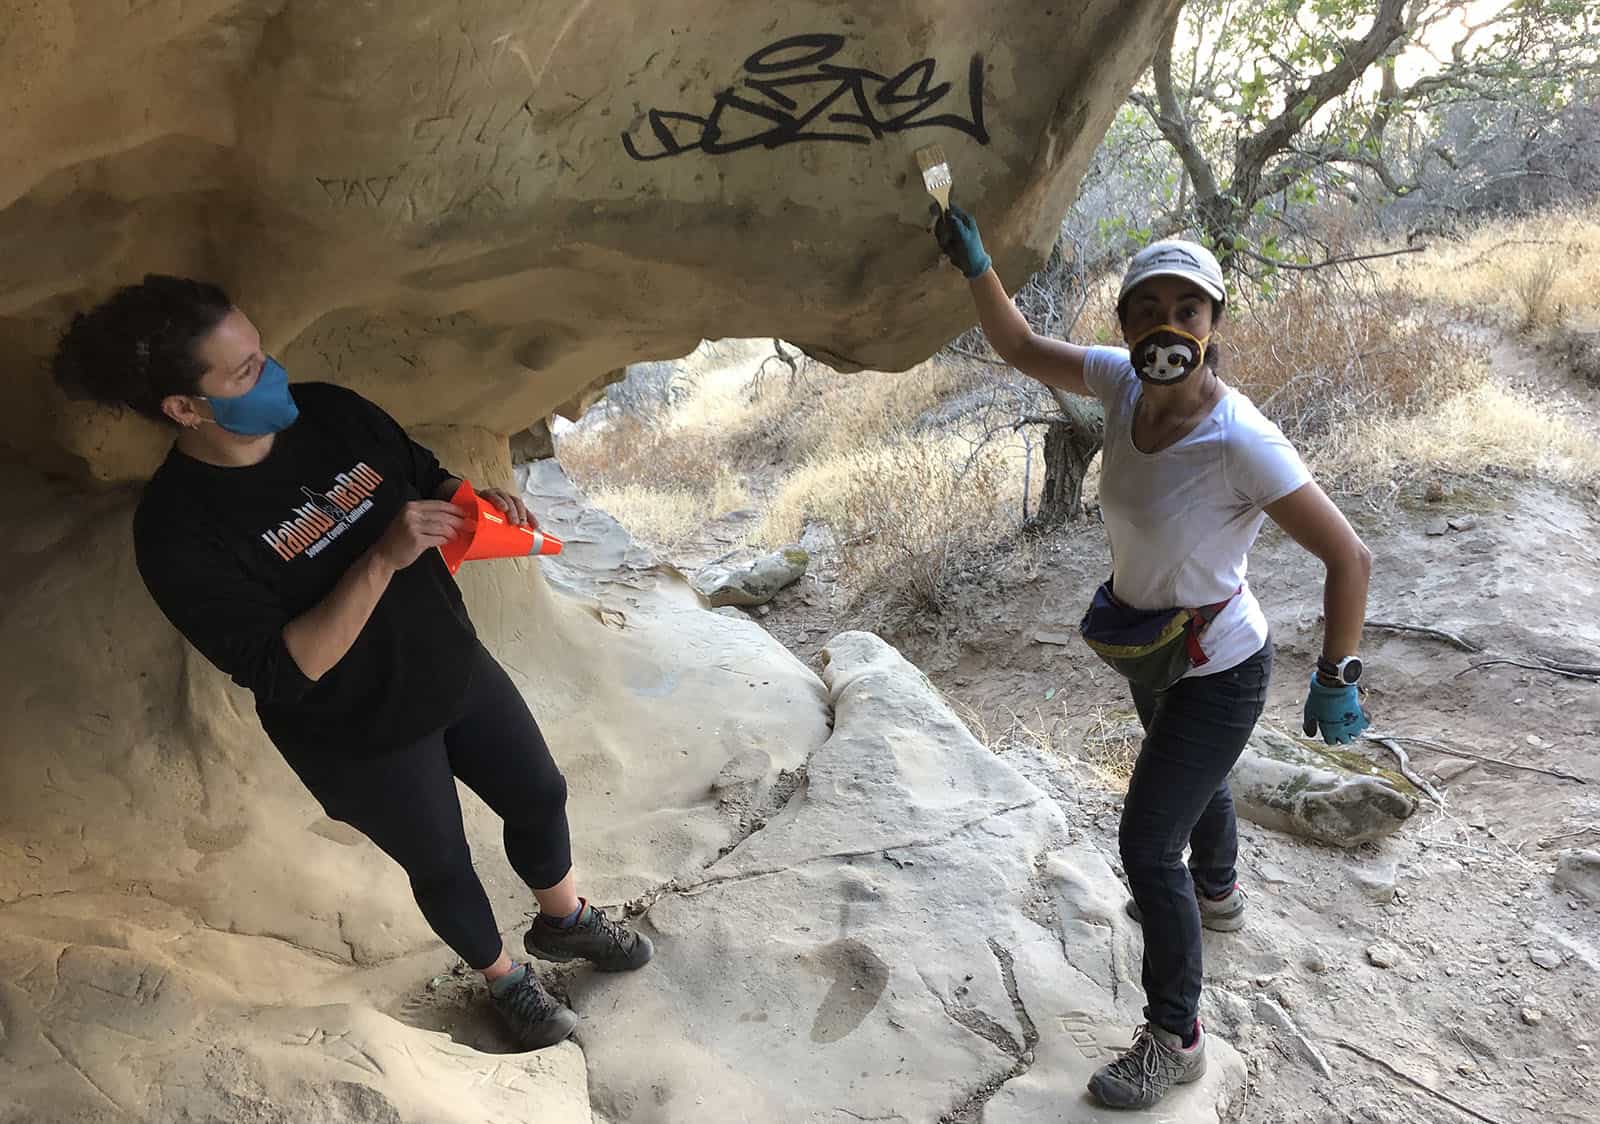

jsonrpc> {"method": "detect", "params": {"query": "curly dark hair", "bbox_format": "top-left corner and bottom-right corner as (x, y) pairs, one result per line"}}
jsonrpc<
(51, 275), (234, 423)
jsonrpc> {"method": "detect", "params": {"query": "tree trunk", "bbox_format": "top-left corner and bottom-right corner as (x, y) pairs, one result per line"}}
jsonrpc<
(1035, 395), (1105, 525)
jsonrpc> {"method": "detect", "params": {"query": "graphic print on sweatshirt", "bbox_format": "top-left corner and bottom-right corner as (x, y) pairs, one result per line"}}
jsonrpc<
(260, 461), (385, 562)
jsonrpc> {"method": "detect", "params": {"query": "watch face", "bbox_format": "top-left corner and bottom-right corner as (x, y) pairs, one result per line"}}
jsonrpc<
(1342, 657), (1363, 685)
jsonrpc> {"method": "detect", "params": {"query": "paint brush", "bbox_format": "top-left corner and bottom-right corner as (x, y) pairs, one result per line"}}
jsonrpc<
(915, 144), (952, 213)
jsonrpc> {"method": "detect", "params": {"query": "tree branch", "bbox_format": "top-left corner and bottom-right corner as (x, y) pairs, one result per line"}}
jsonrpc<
(1238, 244), (1425, 272)
(1139, 14), (1222, 206)
(1231, 0), (1409, 202)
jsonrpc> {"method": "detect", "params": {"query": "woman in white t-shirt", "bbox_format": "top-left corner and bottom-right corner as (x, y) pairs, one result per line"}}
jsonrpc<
(934, 209), (1373, 1110)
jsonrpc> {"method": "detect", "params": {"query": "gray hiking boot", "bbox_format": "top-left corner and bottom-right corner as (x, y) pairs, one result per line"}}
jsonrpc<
(524, 899), (654, 972)
(1125, 883), (1248, 932)
(489, 965), (578, 1050)
(1087, 1021), (1207, 1109)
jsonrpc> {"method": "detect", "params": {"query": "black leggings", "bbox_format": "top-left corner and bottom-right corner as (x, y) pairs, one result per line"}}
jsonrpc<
(281, 645), (571, 969)
(1121, 641), (1271, 1036)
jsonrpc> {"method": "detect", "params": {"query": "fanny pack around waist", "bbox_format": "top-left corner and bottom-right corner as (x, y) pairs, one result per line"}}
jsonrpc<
(1078, 579), (1238, 692)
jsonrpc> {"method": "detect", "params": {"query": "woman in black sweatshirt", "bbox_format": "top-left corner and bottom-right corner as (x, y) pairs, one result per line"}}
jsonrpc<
(52, 274), (651, 1050)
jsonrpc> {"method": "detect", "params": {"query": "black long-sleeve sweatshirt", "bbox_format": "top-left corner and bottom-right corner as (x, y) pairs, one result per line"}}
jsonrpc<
(133, 382), (478, 755)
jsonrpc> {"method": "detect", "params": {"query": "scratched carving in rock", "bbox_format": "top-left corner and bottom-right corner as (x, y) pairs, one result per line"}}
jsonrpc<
(621, 32), (989, 162)
(1058, 1011), (1118, 1060)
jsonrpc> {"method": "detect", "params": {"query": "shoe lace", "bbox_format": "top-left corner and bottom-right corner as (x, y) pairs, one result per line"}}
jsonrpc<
(499, 973), (561, 1024)
(584, 904), (637, 954)
(1103, 1024), (1180, 1099)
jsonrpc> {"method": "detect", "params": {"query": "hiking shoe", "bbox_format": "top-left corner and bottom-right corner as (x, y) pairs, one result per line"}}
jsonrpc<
(524, 899), (654, 972)
(1125, 883), (1248, 932)
(489, 966), (578, 1050)
(1087, 1021), (1207, 1109)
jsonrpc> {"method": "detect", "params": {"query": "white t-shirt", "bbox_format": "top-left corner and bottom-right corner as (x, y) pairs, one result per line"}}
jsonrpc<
(1082, 346), (1312, 677)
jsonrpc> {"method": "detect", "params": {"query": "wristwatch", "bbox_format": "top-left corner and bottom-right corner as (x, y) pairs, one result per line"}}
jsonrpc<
(1317, 655), (1363, 686)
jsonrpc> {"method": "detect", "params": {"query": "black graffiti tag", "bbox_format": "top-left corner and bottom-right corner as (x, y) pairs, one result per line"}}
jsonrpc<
(621, 33), (989, 162)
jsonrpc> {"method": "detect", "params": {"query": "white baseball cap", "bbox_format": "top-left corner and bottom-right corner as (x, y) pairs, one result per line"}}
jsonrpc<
(1118, 239), (1227, 306)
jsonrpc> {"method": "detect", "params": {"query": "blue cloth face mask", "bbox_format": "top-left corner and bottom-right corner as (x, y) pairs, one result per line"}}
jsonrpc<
(205, 357), (299, 435)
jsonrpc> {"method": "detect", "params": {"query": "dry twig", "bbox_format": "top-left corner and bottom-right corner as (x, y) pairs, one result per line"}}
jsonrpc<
(1370, 732), (1589, 785)
(1364, 735), (1448, 806)
(1364, 619), (1482, 652)
(1322, 1038), (1510, 1124)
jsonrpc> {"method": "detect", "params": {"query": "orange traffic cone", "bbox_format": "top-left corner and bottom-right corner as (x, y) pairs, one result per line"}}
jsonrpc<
(438, 480), (562, 574)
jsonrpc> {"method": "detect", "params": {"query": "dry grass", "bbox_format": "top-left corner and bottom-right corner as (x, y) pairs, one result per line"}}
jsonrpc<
(1326, 379), (1600, 492)
(1078, 708), (1143, 792)
(558, 207), (1600, 594)
(1222, 282), (1488, 455)
(758, 433), (1015, 616)
(979, 701), (1141, 792)
(556, 343), (768, 549)
(736, 356), (984, 465)
(1381, 201), (1600, 328)
(584, 484), (703, 545)
(586, 468), (751, 549)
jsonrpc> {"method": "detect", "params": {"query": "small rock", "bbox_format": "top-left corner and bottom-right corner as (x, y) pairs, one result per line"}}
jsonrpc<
(1469, 807), (1489, 830)
(1553, 849), (1600, 902)
(1349, 859), (1399, 903)
(1526, 734), (1545, 748)
(1367, 944), (1400, 969)
(1304, 952), (1330, 974)
(1205, 986), (1254, 1035)
(1521, 1007), (1543, 1026)
(1424, 517), (1450, 536)
(1433, 757), (1479, 782)
(1031, 631), (1075, 646)
(1252, 997), (1334, 1078)
(1529, 947), (1563, 970)
(1448, 515), (1479, 532)
(754, 603), (771, 617)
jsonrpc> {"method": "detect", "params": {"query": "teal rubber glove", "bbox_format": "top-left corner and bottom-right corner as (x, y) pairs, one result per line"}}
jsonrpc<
(1302, 673), (1370, 745)
(933, 203), (993, 279)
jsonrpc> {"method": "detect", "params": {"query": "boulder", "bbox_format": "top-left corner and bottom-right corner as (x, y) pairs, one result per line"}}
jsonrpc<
(571, 633), (1244, 1123)
(692, 545), (810, 606)
(1230, 728), (1419, 847)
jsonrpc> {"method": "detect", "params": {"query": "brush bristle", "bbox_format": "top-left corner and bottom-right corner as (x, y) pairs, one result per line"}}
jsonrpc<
(914, 144), (948, 173)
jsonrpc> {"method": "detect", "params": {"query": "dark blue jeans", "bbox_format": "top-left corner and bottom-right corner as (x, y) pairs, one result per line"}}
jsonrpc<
(1122, 640), (1272, 1036)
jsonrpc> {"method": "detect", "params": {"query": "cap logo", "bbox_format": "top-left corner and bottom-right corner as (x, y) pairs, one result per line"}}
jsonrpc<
(1146, 247), (1201, 269)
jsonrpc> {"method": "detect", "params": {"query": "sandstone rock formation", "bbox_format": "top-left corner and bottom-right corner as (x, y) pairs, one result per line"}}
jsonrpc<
(1, 0), (1178, 483)
(0, 4), (1189, 1119)
(0, 444), (827, 1122)
(1, 458), (1247, 1122)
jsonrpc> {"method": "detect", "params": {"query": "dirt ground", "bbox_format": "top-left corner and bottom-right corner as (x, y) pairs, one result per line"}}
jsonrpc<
(689, 340), (1600, 1123)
